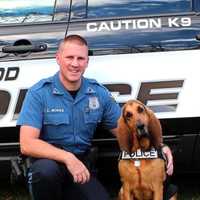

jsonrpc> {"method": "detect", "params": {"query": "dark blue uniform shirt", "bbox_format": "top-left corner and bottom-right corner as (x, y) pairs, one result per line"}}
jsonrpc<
(17, 72), (121, 154)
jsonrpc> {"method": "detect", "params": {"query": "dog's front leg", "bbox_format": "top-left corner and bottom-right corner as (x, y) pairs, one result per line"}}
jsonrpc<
(121, 182), (132, 200)
(153, 185), (163, 200)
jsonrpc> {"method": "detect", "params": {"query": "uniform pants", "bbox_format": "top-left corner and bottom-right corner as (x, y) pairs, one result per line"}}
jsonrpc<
(27, 158), (110, 200)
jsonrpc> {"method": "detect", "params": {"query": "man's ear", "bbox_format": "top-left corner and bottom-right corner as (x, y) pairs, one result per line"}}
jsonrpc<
(86, 56), (89, 68)
(56, 52), (60, 66)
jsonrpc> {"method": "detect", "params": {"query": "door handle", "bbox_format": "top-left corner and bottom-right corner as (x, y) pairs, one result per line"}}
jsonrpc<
(2, 43), (47, 54)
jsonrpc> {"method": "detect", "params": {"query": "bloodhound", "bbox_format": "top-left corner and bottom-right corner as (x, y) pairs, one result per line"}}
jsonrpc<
(117, 100), (175, 200)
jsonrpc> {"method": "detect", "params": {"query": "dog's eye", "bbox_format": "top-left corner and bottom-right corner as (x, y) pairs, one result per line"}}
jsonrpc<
(137, 106), (144, 113)
(126, 111), (133, 119)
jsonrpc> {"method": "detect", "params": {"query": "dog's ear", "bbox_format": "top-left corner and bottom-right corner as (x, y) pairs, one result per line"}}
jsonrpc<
(116, 115), (132, 153)
(147, 108), (163, 148)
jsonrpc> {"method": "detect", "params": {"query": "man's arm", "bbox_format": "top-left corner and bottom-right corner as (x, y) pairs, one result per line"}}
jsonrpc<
(20, 125), (90, 184)
(110, 127), (118, 137)
(162, 145), (174, 176)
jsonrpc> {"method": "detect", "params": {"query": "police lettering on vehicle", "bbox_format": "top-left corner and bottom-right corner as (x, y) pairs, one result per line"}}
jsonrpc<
(0, 79), (184, 124)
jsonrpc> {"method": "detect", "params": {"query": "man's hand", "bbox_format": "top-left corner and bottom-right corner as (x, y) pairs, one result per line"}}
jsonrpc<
(64, 152), (90, 184)
(162, 145), (174, 176)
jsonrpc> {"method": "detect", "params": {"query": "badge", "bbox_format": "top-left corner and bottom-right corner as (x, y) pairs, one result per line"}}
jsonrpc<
(89, 97), (100, 110)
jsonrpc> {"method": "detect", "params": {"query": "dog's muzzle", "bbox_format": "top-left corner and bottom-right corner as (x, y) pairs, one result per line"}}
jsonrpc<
(136, 122), (150, 138)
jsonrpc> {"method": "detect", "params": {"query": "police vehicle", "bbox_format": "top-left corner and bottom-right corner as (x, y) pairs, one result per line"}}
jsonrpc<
(0, 0), (200, 181)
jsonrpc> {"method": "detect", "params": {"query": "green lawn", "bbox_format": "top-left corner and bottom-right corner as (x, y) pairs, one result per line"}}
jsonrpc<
(0, 174), (199, 200)
(0, 183), (30, 200)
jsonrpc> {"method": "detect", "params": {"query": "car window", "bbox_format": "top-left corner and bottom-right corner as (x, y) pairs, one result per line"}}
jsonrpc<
(0, 0), (55, 24)
(53, 0), (87, 21)
(87, 0), (192, 19)
(0, 0), (87, 24)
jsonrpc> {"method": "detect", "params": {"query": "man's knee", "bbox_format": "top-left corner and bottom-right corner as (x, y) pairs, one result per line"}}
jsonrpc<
(29, 159), (61, 182)
(164, 183), (178, 200)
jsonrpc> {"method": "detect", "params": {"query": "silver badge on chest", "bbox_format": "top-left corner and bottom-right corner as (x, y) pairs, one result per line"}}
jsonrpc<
(89, 97), (100, 110)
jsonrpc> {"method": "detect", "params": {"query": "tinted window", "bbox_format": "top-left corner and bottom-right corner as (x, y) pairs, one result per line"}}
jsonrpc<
(0, 0), (55, 24)
(53, 0), (69, 21)
(0, 0), (83, 24)
(87, 0), (191, 19)
(71, 0), (87, 19)
(53, 0), (86, 21)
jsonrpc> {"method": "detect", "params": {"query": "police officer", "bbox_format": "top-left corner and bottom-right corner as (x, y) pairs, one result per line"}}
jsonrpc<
(17, 34), (174, 200)
(17, 34), (121, 200)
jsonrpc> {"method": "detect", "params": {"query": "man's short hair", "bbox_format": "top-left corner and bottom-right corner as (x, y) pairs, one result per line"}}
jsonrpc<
(58, 34), (88, 53)
(59, 34), (88, 48)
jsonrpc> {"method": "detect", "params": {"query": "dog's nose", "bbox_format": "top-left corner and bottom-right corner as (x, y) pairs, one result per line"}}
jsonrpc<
(136, 123), (145, 130)
(136, 122), (149, 137)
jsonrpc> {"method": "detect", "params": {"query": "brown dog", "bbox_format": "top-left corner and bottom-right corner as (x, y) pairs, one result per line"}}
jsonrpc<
(117, 100), (168, 200)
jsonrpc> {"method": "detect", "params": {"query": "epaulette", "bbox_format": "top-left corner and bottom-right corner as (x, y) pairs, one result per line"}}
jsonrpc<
(30, 76), (53, 91)
(87, 78), (99, 85)
(87, 78), (109, 91)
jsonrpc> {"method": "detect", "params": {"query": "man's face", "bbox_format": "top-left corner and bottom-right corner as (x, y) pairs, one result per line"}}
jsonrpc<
(56, 41), (89, 88)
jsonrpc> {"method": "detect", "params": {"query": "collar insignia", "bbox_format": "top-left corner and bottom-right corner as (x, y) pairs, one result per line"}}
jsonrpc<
(87, 87), (95, 94)
(53, 87), (63, 95)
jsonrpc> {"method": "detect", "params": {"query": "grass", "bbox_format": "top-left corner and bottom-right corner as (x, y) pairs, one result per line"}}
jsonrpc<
(0, 174), (200, 200)
(0, 183), (30, 200)
(174, 173), (200, 200)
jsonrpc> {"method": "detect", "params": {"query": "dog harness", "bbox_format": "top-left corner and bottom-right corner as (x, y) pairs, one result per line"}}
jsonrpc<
(119, 148), (167, 162)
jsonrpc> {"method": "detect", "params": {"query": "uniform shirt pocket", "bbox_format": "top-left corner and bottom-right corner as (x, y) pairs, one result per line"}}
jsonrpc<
(80, 110), (101, 141)
(42, 113), (70, 140)
(44, 113), (69, 125)
(84, 109), (101, 124)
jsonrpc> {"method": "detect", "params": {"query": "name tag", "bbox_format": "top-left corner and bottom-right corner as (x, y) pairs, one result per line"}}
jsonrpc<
(121, 149), (158, 160)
